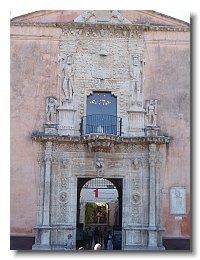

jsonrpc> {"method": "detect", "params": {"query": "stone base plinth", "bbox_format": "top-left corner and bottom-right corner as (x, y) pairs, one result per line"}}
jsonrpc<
(123, 245), (165, 251)
(32, 244), (52, 251)
(145, 126), (160, 136)
(44, 124), (57, 135)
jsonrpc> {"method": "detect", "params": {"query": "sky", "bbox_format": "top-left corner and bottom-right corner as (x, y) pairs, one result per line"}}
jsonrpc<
(7, 0), (193, 23)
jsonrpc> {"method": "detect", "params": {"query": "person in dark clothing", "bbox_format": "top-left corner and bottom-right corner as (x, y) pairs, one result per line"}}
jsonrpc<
(107, 231), (113, 250)
(94, 227), (100, 245)
(87, 226), (93, 249)
(103, 227), (108, 249)
(99, 227), (103, 245)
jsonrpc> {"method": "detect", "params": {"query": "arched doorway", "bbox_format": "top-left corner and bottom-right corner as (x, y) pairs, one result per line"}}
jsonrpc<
(76, 177), (122, 250)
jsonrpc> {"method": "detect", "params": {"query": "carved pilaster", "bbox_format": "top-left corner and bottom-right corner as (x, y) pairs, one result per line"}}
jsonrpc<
(148, 143), (157, 247)
(148, 143), (164, 248)
(37, 155), (45, 225)
(155, 147), (162, 229)
(43, 142), (52, 226)
(34, 142), (53, 247)
(59, 159), (70, 189)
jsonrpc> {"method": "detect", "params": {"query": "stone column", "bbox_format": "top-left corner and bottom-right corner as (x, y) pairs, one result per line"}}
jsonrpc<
(148, 143), (157, 247)
(41, 141), (52, 246)
(37, 154), (45, 226)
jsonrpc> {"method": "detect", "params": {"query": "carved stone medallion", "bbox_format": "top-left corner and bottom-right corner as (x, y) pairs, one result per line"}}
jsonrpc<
(59, 191), (68, 203)
(132, 192), (141, 205)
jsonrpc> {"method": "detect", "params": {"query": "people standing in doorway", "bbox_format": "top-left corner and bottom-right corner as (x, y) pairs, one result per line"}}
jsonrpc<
(99, 227), (103, 245)
(87, 226), (93, 249)
(64, 234), (74, 250)
(103, 227), (108, 249)
(94, 227), (100, 244)
(107, 231), (113, 250)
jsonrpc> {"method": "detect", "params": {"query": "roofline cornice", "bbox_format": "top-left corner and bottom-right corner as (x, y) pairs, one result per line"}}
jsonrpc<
(10, 21), (190, 32)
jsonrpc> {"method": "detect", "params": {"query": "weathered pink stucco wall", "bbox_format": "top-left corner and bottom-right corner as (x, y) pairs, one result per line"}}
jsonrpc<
(143, 30), (190, 238)
(10, 11), (190, 239)
(12, 10), (82, 23)
(10, 25), (62, 235)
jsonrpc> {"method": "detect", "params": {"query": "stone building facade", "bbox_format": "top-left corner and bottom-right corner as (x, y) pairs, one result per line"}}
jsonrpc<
(10, 10), (190, 250)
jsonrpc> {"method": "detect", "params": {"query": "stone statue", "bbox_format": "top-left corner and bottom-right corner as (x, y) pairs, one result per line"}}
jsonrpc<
(96, 159), (104, 177)
(132, 158), (141, 169)
(130, 55), (145, 100)
(146, 100), (157, 126)
(99, 43), (109, 56)
(62, 55), (74, 102)
(46, 97), (57, 123)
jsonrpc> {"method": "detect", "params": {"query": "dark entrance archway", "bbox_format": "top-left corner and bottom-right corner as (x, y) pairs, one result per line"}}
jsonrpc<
(76, 177), (123, 249)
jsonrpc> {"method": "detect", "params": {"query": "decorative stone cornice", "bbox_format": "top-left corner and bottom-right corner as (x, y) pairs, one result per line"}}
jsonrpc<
(11, 21), (190, 32)
(32, 132), (171, 145)
(11, 21), (149, 31)
(149, 25), (190, 32)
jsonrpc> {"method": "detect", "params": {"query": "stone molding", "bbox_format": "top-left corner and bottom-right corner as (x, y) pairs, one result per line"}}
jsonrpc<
(11, 21), (190, 32)
(32, 133), (171, 144)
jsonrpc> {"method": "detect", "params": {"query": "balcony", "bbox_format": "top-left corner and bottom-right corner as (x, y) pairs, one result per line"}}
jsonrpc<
(80, 114), (122, 136)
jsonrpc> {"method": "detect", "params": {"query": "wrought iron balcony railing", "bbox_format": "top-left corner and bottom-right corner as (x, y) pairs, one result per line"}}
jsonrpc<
(80, 114), (122, 136)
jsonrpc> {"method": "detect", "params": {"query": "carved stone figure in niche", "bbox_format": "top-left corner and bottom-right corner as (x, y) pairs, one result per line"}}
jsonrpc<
(132, 158), (141, 170)
(60, 159), (69, 168)
(46, 97), (57, 123)
(149, 143), (157, 154)
(130, 55), (145, 100)
(146, 100), (157, 126)
(62, 55), (74, 102)
(96, 159), (104, 177)
(99, 43), (109, 56)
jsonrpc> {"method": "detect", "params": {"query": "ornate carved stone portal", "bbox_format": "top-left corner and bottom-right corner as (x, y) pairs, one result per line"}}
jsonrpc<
(32, 10), (171, 251)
